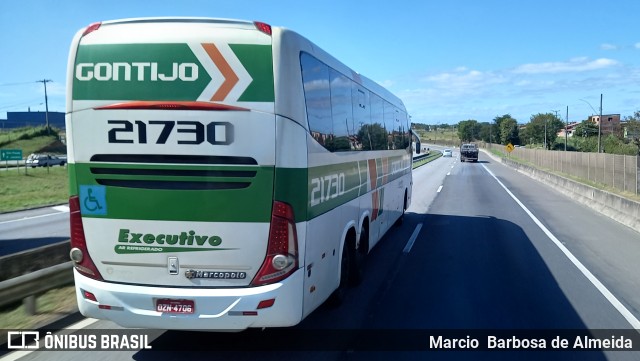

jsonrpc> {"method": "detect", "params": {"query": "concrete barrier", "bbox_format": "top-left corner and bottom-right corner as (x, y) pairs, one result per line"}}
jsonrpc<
(0, 240), (70, 282)
(487, 150), (640, 233)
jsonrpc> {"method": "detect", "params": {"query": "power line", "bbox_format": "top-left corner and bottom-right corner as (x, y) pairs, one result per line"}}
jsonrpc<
(0, 98), (43, 110)
(0, 81), (36, 87)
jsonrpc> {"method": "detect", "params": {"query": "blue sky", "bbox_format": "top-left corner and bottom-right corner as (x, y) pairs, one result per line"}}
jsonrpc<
(1, 0), (639, 125)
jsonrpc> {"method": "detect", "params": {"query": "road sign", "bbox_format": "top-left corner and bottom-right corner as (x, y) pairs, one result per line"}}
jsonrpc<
(1, 149), (22, 161)
(506, 143), (514, 153)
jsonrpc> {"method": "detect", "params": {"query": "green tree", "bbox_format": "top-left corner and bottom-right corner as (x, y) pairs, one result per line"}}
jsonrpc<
(622, 110), (640, 154)
(493, 114), (517, 143)
(623, 111), (640, 137)
(573, 119), (599, 139)
(623, 110), (640, 122)
(497, 116), (519, 145)
(411, 123), (429, 132)
(525, 113), (564, 149)
(477, 122), (491, 143)
(457, 119), (480, 142)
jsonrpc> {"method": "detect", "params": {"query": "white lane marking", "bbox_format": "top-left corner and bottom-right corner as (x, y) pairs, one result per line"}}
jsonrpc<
(437, 185), (443, 193)
(51, 205), (70, 213)
(482, 164), (640, 329)
(0, 207), (69, 225)
(0, 318), (100, 361)
(66, 317), (99, 329)
(0, 350), (31, 361)
(403, 223), (423, 254)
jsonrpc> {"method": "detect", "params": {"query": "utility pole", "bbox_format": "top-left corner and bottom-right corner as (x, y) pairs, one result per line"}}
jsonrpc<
(565, 106), (568, 151)
(550, 110), (560, 151)
(37, 79), (52, 135)
(598, 93), (603, 153)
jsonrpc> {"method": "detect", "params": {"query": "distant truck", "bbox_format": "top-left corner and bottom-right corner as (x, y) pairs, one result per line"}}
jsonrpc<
(460, 144), (479, 162)
(25, 153), (67, 168)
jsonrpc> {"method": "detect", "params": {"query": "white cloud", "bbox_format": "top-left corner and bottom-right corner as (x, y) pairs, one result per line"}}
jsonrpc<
(512, 57), (618, 74)
(421, 67), (505, 95)
(600, 43), (618, 50)
(635, 42), (640, 49)
(399, 54), (640, 124)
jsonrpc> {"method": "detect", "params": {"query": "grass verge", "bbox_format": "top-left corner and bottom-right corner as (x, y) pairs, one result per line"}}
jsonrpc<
(0, 285), (77, 330)
(413, 152), (442, 168)
(0, 166), (68, 213)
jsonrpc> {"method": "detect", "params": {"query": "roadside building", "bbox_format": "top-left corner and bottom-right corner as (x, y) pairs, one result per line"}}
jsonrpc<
(1, 111), (65, 130)
(588, 114), (621, 135)
(557, 121), (579, 138)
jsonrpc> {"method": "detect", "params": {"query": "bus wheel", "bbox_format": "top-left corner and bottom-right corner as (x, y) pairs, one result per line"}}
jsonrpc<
(328, 241), (351, 307)
(395, 191), (407, 227)
(350, 226), (367, 286)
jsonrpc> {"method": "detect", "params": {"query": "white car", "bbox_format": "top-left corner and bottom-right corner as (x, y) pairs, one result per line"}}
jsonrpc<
(25, 153), (66, 168)
(442, 149), (453, 157)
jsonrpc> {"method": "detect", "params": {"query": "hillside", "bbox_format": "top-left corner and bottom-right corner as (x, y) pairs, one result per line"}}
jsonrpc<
(0, 127), (66, 156)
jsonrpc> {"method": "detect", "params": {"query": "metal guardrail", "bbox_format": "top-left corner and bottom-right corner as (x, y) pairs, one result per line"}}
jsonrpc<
(413, 153), (430, 162)
(1, 241), (70, 282)
(413, 150), (442, 165)
(0, 262), (74, 315)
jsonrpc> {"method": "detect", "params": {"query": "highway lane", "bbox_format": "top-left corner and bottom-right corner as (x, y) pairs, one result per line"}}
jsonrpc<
(349, 155), (640, 360)
(0, 205), (70, 256)
(483, 152), (640, 329)
(3, 153), (640, 361)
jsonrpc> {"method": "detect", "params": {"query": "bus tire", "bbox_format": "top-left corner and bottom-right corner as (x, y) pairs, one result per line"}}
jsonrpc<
(351, 226), (367, 286)
(395, 191), (407, 227)
(328, 241), (351, 307)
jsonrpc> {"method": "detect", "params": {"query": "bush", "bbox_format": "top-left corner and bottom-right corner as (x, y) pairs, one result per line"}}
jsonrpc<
(602, 135), (639, 155)
(563, 134), (639, 155)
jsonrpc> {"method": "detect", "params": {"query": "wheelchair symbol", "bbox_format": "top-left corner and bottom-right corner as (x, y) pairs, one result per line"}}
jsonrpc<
(84, 188), (103, 212)
(80, 185), (107, 215)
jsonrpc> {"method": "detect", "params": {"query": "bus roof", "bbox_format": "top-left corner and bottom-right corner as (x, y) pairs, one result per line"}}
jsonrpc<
(98, 17), (257, 28)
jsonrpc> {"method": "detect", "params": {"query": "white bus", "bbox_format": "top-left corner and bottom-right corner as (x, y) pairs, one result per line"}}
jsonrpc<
(66, 17), (418, 330)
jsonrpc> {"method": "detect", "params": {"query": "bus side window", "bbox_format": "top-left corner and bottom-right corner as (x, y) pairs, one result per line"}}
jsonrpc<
(330, 69), (353, 152)
(301, 53), (332, 150)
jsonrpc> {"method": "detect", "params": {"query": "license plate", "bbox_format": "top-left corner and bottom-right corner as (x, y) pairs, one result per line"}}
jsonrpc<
(156, 299), (195, 314)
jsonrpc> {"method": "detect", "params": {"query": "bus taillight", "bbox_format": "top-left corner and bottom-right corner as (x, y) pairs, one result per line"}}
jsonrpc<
(254, 21), (272, 36)
(82, 22), (102, 37)
(251, 201), (299, 286)
(69, 196), (104, 281)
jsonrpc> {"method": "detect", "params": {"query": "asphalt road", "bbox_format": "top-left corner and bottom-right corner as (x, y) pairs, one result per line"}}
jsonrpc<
(2, 150), (640, 361)
(0, 205), (70, 256)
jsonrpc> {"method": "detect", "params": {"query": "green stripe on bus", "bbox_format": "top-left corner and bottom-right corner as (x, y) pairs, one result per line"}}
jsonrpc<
(70, 153), (410, 223)
(305, 154), (411, 219)
(72, 163), (274, 222)
(273, 167), (308, 223)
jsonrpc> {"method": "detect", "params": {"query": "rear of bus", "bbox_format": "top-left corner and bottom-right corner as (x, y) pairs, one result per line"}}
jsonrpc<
(66, 18), (303, 330)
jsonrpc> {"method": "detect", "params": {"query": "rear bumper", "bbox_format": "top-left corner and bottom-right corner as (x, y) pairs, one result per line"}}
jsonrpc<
(74, 268), (304, 330)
